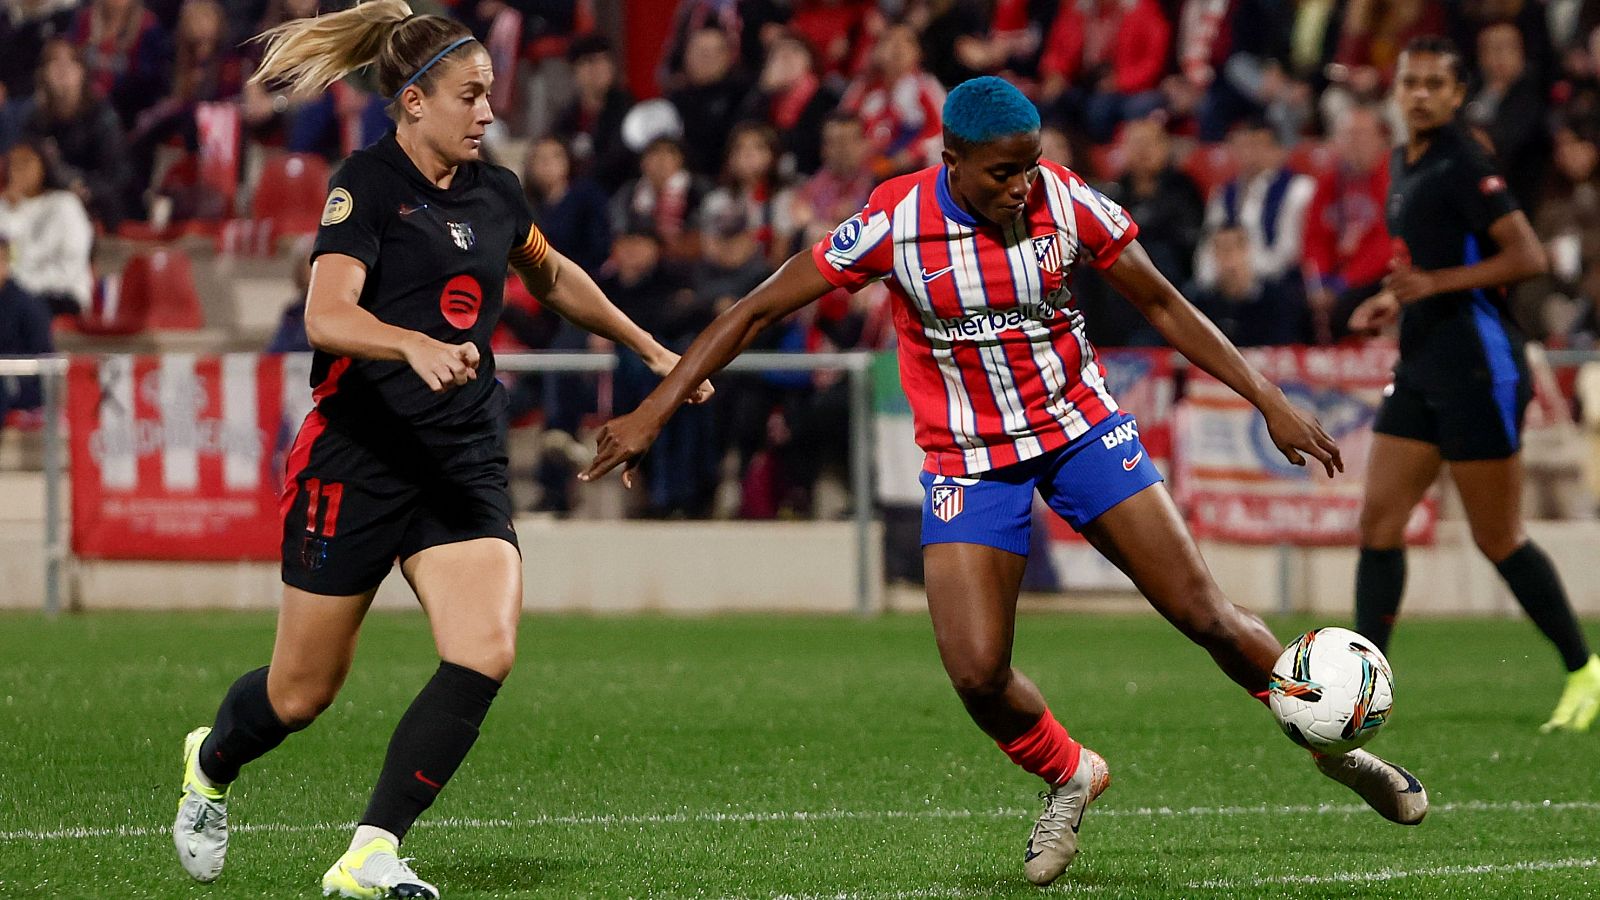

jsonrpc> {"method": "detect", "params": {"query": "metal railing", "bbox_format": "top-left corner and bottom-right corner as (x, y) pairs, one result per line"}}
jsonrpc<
(3, 352), (878, 616)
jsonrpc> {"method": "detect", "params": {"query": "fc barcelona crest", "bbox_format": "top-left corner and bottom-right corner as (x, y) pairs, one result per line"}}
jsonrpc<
(931, 485), (964, 522)
(448, 221), (475, 251)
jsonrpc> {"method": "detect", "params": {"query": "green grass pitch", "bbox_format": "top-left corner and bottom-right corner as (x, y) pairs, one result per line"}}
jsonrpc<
(1, 610), (1596, 898)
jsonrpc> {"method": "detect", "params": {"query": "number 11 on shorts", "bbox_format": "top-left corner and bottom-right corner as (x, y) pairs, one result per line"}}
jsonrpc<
(303, 478), (344, 537)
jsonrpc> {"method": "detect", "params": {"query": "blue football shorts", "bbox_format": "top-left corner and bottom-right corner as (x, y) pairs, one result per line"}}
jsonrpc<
(919, 411), (1163, 556)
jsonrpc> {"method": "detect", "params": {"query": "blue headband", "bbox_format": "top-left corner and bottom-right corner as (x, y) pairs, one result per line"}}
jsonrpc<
(392, 36), (475, 101)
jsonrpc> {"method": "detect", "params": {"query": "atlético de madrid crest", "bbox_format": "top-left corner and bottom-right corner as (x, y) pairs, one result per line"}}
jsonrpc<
(448, 221), (475, 251)
(931, 485), (964, 522)
(1032, 233), (1062, 275)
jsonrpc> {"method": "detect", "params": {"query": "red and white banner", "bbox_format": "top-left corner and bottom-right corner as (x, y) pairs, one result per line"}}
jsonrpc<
(68, 354), (313, 560)
(1175, 344), (1436, 546)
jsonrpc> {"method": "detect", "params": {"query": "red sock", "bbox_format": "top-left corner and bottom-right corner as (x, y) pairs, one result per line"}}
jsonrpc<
(998, 708), (1081, 786)
(1251, 689), (1271, 706)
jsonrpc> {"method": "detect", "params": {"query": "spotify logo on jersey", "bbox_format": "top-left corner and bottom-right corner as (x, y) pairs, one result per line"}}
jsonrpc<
(440, 274), (482, 329)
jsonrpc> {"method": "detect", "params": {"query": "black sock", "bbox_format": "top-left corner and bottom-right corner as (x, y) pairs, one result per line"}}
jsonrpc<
(360, 662), (501, 841)
(1496, 541), (1591, 672)
(198, 666), (299, 785)
(1355, 547), (1406, 654)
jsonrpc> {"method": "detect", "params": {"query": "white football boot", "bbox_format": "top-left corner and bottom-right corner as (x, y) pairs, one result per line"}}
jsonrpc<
(174, 726), (230, 882)
(1315, 747), (1428, 824)
(322, 837), (440, 899)
(1023, 747), (1112, 886)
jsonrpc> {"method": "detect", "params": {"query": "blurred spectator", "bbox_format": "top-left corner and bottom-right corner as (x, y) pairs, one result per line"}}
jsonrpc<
(265, 242), (313, 354)
(1520, 124), (1600, 344)
(1189, 224), (1308, 345)
(1466, 22), (1550, 214)
(127, 0), (245, 205)
(451, 0), (575, 47)
(286, 81), (390, 161)
(1303, 104), (1391, 343)
(69, 0), (167, 128)
(1104, 117), (1205, 288)
(785, 0), (874, 81)
(611, 136), (709, 261)
(919, 0), (993, 88)
(1195, 118), (1315, 291)
(551, 35), (634, 193)
(0, 232), (55, 425)
(0, 140), (94, 316)
(657, 0), (744, 94)
(598, 222), (718, 517)
(525, 136), (613, 273)
(1186, 0), (1314, 143)
(666, 26), (749, 177)
(0, 0), (79, 102)
(773, 113), (874, 257)
(739, 31), (839, 177)
(839, 24), (945, 176)
(1325, 0), (1445, 119)
(1548, 0), (1600, 55)
(1554, 24), (1600, 129)
(21, 39), (132, 228)
(699, 121), (785, 263)
(1038, 0), (1170, 143)
(690, 220), (771, 327)
(1449, 0), (1555, 89)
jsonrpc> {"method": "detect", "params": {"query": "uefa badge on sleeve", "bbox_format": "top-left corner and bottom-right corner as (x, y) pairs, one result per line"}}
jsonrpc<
(931, 484), (964, 522)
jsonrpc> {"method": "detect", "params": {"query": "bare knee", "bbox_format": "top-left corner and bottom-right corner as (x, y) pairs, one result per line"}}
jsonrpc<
(1472, 529), (1524, 564)
(269, 679), (340, 729)
(1359, 500), (1410, 549)
(447, 635), (517, 684)
(946, 652), (1013, 702)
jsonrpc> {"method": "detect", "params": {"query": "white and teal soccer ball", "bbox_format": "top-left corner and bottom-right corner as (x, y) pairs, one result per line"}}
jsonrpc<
(1268, 627), (1394, 754)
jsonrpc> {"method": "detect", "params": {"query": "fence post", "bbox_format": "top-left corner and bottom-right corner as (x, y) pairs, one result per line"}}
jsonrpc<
(42, 357), (65, 616)
(849, 355), (875, 615)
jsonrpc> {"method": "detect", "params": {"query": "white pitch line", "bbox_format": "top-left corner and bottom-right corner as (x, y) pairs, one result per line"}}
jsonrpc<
(3, 798), (1597, 844)
(1188, 856), (1600, 889)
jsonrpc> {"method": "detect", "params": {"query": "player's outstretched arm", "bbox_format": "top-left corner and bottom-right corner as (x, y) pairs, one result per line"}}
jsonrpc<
(1103, 240), (1343, 478)
(1383, 210), (1547, 304)
(580, 250), (835, 486)
(515, 248), (710, 400)
(305, 253), (479, 393)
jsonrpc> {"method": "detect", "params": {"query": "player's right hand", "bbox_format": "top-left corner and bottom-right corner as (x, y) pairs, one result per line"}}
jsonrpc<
(403, 335), (479, 392)
(579, 410), (662, 490)
(1348, 290), (1400, 334)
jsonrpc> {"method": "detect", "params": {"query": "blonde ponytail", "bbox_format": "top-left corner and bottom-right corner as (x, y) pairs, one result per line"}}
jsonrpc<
(250, 0), (412, 94)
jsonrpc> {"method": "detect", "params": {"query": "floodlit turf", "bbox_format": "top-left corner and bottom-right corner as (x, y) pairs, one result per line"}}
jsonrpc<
(1, 610), (1597, 899)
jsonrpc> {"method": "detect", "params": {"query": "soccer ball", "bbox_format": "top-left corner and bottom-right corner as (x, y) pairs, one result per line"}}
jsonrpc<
(1268, 627), (1394, 754)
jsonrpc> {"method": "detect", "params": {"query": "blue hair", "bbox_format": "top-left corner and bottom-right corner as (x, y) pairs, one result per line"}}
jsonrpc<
(942, 76), (1040, 146)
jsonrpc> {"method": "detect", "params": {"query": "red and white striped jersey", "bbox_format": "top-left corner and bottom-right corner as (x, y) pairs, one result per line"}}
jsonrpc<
(810, 160), (1140, 475)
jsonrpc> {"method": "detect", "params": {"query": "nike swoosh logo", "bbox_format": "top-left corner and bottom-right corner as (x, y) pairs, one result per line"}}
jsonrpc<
(185, 834), (201, 857)
(1394, 765), (1424, 794)
(414, 769), (443, 789)
(1122, 451), (1143, 471)
(920, 265), (955, 282)
(1025, 848), (1042, 861)
(398, 203), (429, 216)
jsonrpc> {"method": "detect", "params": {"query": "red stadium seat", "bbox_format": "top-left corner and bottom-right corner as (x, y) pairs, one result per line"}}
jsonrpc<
(79, 249), (204, 334)
(1179, 143), (1238, 196)
(252, 152), (331, 235)
(1287, 141), (1335, 177)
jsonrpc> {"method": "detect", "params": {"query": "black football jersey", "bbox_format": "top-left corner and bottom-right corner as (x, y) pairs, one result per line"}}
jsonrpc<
(309, 132), (549, 443)
(1385, 122), (1522, 386)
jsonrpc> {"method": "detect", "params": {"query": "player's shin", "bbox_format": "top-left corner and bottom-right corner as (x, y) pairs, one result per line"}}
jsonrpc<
(359, 661), (502, 841)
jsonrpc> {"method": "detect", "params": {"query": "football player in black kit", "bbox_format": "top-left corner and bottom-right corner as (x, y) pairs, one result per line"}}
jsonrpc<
(170, 3), (710, 897)
(1349, 36), (1600, 733)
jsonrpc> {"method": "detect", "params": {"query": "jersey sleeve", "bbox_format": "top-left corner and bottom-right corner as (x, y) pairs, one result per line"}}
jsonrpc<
(498, 167), (549, 270)
(310, 158), (386, 269)
(1445, 140), (1520, 234)
(1065, 171), (1140, 270)
(810, 184), (897, 293)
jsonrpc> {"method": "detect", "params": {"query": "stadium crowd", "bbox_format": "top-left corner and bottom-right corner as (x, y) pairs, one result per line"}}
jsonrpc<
(0, 0), (1598, 517)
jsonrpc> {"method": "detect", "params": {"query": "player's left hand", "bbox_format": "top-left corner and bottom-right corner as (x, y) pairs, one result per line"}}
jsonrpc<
(644, 349), (715, 404)
(580, 411), (662, 489)
(1263, 397), (1343, 478)
(1383, 266), (1437, 304)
